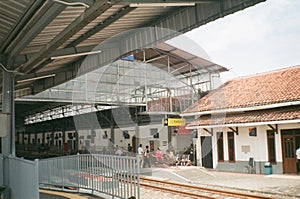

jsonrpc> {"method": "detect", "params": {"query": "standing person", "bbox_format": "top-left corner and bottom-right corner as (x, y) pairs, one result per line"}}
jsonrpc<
(296, 145), (300, 174)
(138, 144), (144, 168)
(127, 143), (132, 154)
(115, 146), (123, 156)
(143, 145), (151, 168)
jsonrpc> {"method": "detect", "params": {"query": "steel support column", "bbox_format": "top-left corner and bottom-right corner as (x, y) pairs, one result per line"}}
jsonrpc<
(1, 70), (15, 199)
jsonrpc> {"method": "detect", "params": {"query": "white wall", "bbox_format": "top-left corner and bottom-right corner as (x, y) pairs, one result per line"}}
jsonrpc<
(209, 123), (300, 169)
(113, 124), (169, 152)
(234, 126), (267, 162)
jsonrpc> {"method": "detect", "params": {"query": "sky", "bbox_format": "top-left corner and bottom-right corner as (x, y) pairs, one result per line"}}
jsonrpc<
(172, 0), (300, 83)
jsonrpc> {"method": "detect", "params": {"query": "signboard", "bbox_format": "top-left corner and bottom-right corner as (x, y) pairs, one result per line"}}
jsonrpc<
(249, 127), (257, 136)
(0, 113), (9, 137)
(163, 118), (185, 126)
(178, 124), (191, 135)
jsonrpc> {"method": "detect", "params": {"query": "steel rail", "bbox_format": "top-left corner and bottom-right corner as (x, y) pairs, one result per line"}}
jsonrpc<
(140, 182), (217, 199)
(140, 177), (275, 199)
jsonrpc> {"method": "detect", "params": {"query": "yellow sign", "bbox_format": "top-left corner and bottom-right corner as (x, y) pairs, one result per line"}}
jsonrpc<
(163, 118), (185, 126)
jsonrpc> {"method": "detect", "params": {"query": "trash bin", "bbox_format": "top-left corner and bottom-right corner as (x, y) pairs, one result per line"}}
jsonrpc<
(264, 162), (272, 175)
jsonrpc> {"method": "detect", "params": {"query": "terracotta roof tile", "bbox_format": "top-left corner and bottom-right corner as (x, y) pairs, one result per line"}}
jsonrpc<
(189, 106), (300, 126)
(184, 66), (300, 113)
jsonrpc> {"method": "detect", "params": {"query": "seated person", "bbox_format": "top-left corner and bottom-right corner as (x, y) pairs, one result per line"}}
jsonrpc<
(180, 154), (191, 166)
(155, 148), (164, 164)
(165, 150), (176, 165)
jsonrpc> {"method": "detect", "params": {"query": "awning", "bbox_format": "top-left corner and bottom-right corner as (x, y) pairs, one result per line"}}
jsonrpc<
(186, 106), (300, 129)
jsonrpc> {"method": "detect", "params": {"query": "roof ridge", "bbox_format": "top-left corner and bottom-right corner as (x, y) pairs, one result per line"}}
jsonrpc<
(183, 64), (300, 114)
(226, 65), (300, 82)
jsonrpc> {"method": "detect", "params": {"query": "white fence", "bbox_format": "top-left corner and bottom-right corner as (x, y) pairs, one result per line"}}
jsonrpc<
(0, 155), (39, 199)
(39, 154), (140, 199)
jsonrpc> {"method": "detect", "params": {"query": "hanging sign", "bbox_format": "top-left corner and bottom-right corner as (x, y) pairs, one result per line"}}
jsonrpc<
(163, 118), (185, 126)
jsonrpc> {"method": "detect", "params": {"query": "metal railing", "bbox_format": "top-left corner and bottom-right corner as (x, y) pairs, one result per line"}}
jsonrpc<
(39, 154), (140, 199)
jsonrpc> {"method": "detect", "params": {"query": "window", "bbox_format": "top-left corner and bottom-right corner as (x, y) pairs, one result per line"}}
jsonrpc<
(150, 128), (158, 135)
(267, 130), (276, 163)
(150, 128), (159, 138)
(68, 132), (73, 139)
(103, 131), (108, 139)
(227, 132), (235, 162)
(217, 132), (224, 162)
(123, 131), (130, 139)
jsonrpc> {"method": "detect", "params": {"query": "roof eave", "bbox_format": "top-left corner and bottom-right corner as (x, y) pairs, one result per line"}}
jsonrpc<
(181, 100), (300, 117)
(186, 119), (300, 129)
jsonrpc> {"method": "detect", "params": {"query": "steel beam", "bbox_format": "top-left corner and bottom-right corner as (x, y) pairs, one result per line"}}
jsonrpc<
(5, 1), (66, 63)
(0, 0), (45, 54)
(1, 70), (15, 199)
(13, 0), (264, 97)
(17, 0), (121, 74)
(67, 5), (135, 47)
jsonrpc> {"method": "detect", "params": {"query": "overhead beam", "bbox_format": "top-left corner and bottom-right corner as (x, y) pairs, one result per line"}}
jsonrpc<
(67, 5), (135, 47)
(26, 5), (134, 74)
(10, 39), (122, 72)
(5, 1), (66, 64)
(13, 0), (265, 96)
(17, 0), (121, 74)
(0, 0), (45, 55)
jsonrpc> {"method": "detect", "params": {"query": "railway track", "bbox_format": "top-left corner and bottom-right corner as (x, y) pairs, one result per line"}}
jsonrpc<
(139, 177), (275, 199)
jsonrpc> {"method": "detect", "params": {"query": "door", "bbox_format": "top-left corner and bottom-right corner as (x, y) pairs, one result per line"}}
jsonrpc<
(201, 136), (213, 168)
(132, 136), (136, 153)
(282, 136), (297, 174)
(282, 129), (300, 174)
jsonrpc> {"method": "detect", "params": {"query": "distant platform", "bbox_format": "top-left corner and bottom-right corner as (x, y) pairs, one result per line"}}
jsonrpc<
(141, 166), (300, 198)
(39, 189), (104, 199)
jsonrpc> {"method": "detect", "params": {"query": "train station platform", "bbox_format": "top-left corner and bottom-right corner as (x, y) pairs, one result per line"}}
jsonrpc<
(39, 189), (104, 199)
(39, 166), (300, 199)
(142, 166), (300, 198)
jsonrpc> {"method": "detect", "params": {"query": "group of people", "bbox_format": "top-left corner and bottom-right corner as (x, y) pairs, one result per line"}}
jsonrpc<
(137, 144), (176, 168)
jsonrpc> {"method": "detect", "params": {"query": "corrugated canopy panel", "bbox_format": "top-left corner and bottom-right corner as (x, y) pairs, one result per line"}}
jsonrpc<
(0, 0), (265, 99)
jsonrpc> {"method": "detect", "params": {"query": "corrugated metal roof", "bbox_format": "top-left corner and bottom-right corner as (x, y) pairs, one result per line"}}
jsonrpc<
(23, 6), (86, 54)
(0, 0), (265, 99)
(0, 0), (34, 47)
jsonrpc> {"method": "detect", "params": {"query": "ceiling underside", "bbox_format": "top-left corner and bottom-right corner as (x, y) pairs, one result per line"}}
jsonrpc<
(0, 0), (265, 99)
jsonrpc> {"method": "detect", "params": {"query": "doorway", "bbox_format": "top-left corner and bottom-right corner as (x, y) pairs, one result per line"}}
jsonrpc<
(281, 129), (300, 174)
(201, 136), (213, 168)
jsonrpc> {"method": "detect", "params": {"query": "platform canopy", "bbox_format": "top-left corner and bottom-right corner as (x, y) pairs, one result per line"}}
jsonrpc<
(0, 0), (265, 99)
(17, 42), (227, 125)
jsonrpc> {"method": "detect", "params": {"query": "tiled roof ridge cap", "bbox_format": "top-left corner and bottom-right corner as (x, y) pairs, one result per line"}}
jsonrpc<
(225, 65), (300, 82)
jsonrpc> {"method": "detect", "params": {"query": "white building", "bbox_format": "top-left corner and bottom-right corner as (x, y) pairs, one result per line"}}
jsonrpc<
(183, 66), (300, 174)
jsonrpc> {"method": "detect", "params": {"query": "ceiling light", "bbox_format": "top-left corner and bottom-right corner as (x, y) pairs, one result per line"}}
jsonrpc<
(129, 2), (195, 7)
(51, 50), (102, 60)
